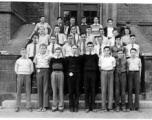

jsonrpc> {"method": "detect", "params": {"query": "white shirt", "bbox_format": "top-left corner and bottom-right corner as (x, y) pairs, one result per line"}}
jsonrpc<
(65, 25), (80, 35)
(70, 33), (81, 45)
(55, 33), (66, 44)
(86, 33), (96, 45)
(127, 57), (141, 71)
(34, 22), (51, 34)
(102, 36), (110, 46)
(62, 43), (73, 57)
(33, 53), (50, 68)
(99, 56), (116, 70)
(109, 37), (115, 47)
(15, 58), (34, 75)
(125, 43), (140, 57)
(94, 44), (105, 57)
(107, 27), (114, 38)
(26, 43), (39, 57)
(38, 34), (50, 46)
(47, 43), (61, 56)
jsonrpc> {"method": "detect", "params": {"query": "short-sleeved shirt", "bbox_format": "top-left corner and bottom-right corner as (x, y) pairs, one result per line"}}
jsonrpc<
(38, 34), (50, 46)
(90, 23), (103, 35)
(125, 43), (140, 57)
(33, 53), (50, 68)
(34, 22), (51, 34)
(127, 57), (141, 71)
(99, 56), (116, 70)
(62, 43), (73, 57)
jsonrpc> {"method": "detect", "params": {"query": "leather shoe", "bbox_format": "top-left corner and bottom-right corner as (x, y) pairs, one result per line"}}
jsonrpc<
(15, 107), (19, 112)
(92, 109), (97, 112)
(28, 108), (32, 112)
(85, 109), (90, 113)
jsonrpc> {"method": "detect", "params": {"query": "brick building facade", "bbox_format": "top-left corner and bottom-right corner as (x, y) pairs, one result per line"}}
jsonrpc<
(0, 2), (152, 50)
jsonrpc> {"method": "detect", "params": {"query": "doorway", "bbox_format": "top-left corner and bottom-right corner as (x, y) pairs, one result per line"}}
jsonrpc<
(61, 3), (100, 26)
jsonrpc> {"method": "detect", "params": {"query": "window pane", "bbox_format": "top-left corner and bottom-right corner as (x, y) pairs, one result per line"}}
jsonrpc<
(91, 11), (97, 17)
(84, 11), (90, 17)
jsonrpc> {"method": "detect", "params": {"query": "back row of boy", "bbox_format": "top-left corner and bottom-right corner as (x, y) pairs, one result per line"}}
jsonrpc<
(15, 35), (141, 113)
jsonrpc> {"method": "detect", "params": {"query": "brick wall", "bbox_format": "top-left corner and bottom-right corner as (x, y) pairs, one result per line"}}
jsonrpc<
(26, 2), (44, 24)
(140, 27), (152, 41)
(117, 4), (152, 23)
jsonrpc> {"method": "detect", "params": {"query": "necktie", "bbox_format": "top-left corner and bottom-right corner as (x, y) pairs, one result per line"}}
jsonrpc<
(132, 44), (134, 48)
(73, 34), (76, 44)
(118, 59), (122, 74)
(99, 44), (102, 56)
(83, 42), (86, 54)
(52, 44), (55, 54)
(56, 34), (59, 44)
(33, 43), (36, 57)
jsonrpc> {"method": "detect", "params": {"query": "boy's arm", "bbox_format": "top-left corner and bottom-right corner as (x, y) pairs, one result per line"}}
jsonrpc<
(14, 60), (19, 75)
(139, 59), (142, 82)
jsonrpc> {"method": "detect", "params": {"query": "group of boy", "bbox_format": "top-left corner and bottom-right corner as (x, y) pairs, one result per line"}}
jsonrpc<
(14, 16), (142, 113)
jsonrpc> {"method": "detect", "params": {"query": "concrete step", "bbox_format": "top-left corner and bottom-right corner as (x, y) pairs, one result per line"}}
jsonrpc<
(2, 100), (152, 109)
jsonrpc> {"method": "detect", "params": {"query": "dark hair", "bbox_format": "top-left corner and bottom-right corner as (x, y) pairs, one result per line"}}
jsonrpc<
(67, 34), (73, 38)
(72, 44), (78, 48)
(70, 17), (75, 20)
(40, 16), (45, 19)
(57, 17), (62, 20)
(31, 32), (39, 40)
(80, 32), (86, 36)
(124, 27), (131, 34)
(81, 16), (86, 20)
(50, 35), (56, 38)
(94, 16), (99, 20)
(54, 25), (60, 28)
(38, 26), (45, 31)
(55, 47), (61, 51)
(115, 35), (121, 39)
(104, 46), (110, 50)
(87, 42), (93, 46)
(97, 36), (103, 39)
(71, 25), (77, 29)
(107, 19), (113, 22)
(99, 28), (104, 31)
(39, 43), (47, 49)
(117, 49), (124, 53)
(130, 34), (136, 38)
(130, 48), (137, 52)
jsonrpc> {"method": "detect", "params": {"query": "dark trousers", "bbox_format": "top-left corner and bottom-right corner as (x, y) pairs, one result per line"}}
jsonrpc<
(128, 71), (140, 109)
(84, 71), (96, 109)
(115, 72), (127, 108)
(101, 70), (114, 109)
(68, 72), (80, 109)
(36, 69), (49, 108)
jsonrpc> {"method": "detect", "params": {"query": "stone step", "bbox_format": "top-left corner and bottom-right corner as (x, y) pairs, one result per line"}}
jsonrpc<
(2, 100), (152, 109)
(20, 93), (145, 100)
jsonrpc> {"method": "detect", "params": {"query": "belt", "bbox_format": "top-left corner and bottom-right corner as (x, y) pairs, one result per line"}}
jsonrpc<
(129, 71), (139, 72)
(37, 68), (49, 69)
(101, 69), (113, 72)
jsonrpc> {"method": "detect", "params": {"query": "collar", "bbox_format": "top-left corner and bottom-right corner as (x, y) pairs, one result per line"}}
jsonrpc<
(71, 54), (78, 57)
(53, 55), (62, 59)
(38, 53), (48, 57)
(81, 23), (87, 25)
(103, 55), (111, 58)
(40, 22), (45, 25)
(39, 33), (46, 36)
(93, 23), (99, 25)
(86, 51), (95, 55)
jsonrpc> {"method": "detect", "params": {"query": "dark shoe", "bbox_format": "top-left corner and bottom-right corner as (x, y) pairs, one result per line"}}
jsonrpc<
(135, 108), (142, 112)
(92, 109), (97, 112)
(126, 108), (131, 112)
(101, 109), (107, 113)
(85, 109), (90, 113)
(115, 107), (120, 112)
(37, 107), (42, 112)
(59, 109), (64, 112)
(28, 108), (32, 112)
(52, 109), (57, 112)
(75, 108), (78, 112)
(42, 107), (46, 112)
(15, 107), (19, 112)
(109, 109), (114, 113)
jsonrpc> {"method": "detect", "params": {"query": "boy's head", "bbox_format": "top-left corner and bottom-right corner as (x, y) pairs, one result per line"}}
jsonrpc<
(81, 17), (86, 24)
(81, 33), (86, 42)
(115, 35), (121, 45)
(38, 26), (45, 34)
(70, 25), (77, 34)
(117, 49), (124, 59)
(87, 42), (93, 52)
(130, 34), (136, 44)
(86, 26), (92, 33)
(55, 47), (62, 57)
(99, 28), (104, 36)
(70, 17), (75, 25)
(112, 29), (118, 37)
(40, 16), (45, 23)
(130, 48), (137, 57)
(54, 25), (60, 33)
(107, 19), (113, 26)
(31, 33), (39, 44)
(39, 44), (47, 54)
(50, 35), (56, 44)
(20, 48), (27, 57)
(72, 44), (78, 55)
(94, 17), (99, 24)
(104, 46), (111, 56)
(67, 35), (73, 44)
(57, 17), (62, 24)
(97, 36), (103, 45)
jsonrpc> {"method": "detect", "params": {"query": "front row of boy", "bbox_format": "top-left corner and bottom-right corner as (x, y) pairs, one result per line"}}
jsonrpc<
(14, 42), (141, 113)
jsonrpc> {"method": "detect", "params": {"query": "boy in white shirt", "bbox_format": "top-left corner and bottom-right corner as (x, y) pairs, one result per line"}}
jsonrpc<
(14, 48), (34, 112)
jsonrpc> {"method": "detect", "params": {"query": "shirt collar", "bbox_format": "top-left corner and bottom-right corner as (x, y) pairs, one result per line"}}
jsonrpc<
(40, 22), (45, 25)
(81, 23), (87, 25)
(93, 23), (99, 25)
(53, 55), (62, 59)
(86, 51), (95, 55)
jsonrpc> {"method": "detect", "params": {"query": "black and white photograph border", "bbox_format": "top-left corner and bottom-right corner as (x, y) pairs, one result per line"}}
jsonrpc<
(0, 0), (152, 119)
